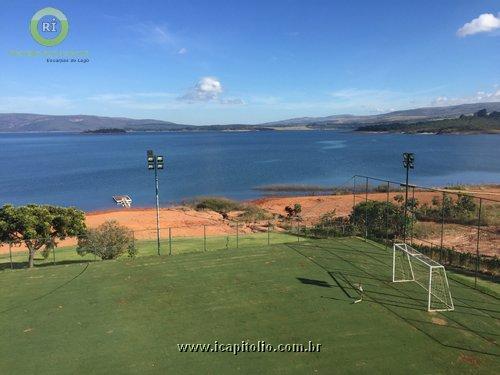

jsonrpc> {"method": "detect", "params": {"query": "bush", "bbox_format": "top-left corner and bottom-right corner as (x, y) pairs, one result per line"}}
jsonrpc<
(413, 244), (499, 277)
(186, 196), (273, 222)
(350, 200), (407, 239)
(309, 211), (354, 237)
(417, 194), (481, 225)
(77, 220), (136, 260)
(237, 206), (273, 222)
(190, 197), (243, 213)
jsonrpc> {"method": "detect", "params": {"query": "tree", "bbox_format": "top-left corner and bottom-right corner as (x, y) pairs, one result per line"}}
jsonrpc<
(77, 220), (136, 260)
(285, 203), (302, 219)
(474, 109), (488, 117)
(0, 204), (86, 268)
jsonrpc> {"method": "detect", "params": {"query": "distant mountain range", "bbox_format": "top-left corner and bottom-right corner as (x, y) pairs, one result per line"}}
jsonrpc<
(1, 102), (500, 132)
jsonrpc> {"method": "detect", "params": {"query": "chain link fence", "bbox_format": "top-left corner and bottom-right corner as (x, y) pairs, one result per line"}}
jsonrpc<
(1, 176), (498, 286)
(348, 175), (499, 283)
(0, 221), (297, 270)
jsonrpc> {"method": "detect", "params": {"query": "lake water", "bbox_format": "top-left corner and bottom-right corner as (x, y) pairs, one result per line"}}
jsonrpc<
(0, 131), (499, 211)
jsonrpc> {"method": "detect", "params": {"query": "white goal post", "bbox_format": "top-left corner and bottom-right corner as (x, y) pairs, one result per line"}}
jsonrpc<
(392, 243), (454, 312)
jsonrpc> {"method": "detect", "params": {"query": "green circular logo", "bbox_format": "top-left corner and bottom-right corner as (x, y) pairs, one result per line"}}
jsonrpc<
(30, 7), (69, 47)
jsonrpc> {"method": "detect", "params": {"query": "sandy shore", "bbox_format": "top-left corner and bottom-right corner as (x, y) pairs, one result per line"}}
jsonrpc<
(2, 186), (498, 256)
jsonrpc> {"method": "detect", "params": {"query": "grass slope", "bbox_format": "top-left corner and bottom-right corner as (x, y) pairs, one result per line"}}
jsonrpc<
(0, 237), (498, 374)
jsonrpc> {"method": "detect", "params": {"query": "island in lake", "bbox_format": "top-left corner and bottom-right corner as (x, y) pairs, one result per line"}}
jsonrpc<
(82, 128), (128, 134)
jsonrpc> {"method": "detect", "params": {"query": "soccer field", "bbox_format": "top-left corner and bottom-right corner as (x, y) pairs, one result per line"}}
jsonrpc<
(0, 237), (498, 374)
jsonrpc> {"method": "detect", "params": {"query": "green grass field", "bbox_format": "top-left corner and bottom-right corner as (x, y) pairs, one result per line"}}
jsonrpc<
(0, 237), (498, 374)
(0, 232), (295, 270)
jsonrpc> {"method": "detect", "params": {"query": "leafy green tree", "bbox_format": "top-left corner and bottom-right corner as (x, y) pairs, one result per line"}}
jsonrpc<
(0, 204), (86, 268)
(77, 220), (136, 260)
(350, 200), (407, 239)
(285, 203), (302, 219)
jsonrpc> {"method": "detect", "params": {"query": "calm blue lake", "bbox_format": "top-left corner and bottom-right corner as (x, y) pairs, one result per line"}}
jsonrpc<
(0, 131), (499, 211)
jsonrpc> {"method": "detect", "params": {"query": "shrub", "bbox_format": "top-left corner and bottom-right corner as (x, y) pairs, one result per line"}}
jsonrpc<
(309, 210), (354, 237)
(77, 220), (136, 260)
(186, 196), (272, 222)
(237, 205), (273, 222)
(350, 200), (408, 239)
(192, 197), (242, 213)
(417, 193), (481, 225)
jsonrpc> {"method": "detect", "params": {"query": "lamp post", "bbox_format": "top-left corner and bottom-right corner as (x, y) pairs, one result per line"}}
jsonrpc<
(147, 150), (164, 255)
(402, 152), (414, 243)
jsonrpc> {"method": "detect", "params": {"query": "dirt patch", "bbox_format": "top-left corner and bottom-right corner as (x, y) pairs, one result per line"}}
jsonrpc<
(252, 191), (499, 257)
(458, 352), (481, 367)
(431, 317), (448, 326)
(0, 206), (257, 255)
(2, 187), (498, 257)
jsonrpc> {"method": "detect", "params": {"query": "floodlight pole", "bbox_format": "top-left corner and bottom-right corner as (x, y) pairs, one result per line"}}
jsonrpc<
(404, 162), (409, 242)
(147, 150), (164, 256)
(402, 153), (414, 243)
(154, 163), (161, 256)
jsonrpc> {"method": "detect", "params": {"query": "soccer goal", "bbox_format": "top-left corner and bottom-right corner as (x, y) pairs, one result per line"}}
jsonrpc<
(392, 243), (454, 312)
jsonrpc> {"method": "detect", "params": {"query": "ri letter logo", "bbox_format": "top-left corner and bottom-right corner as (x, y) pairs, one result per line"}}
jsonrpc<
(30, 7), (69, 47)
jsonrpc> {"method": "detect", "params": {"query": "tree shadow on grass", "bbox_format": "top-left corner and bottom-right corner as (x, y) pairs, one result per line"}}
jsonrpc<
(0, 259), (96, 271)
(286, 241), (500, 357)
(297, 277), (331, 288)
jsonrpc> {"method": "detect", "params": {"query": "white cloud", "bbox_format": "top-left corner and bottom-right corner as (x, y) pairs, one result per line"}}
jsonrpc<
(457, 13), (500, 37)
(177, 47), (188, 55)
(178, 77), (219, 101)
(431, 89), (500, 106)
(178, 77), (244, 105)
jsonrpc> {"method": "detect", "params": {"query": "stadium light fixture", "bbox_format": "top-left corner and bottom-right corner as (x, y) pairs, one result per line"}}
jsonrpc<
(146, 150), (165, 255)
(402, 152), (415, 243)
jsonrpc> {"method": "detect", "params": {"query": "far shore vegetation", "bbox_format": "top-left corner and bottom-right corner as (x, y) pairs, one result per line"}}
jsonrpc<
(356, 109), (500, 134)
(82, 128), (128, 134)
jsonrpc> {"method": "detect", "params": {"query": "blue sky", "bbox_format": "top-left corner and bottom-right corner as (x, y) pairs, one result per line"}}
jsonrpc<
(1, 0), (499, 124)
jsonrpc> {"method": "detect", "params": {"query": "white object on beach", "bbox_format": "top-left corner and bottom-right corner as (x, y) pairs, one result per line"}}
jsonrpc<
(113, 195), (132, 208)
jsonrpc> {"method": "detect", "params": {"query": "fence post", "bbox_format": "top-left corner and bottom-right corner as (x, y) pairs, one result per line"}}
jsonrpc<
(352, 176), (356, 210)
(410, 186), (415, 245)
(236, 222), (239, 249)
(352, 177), (356, 225)
(364, 177), (368, 241)
(297, 221), (300, 242)
(475, 198), (482, 288)
(169, 227), (172, 256)
(267, 221), (270, 246)
(203, 225), (207, 252)
(385, 181), (390, 249)
(9, 242), (13, 269)
(440, 192), (445, 263)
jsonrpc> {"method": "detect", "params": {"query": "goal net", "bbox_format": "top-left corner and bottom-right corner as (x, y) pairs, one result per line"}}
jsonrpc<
(392, 243), (454, 312)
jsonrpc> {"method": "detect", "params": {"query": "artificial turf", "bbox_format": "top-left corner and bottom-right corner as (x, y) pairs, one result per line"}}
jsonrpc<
(0, 237), (498, 374)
